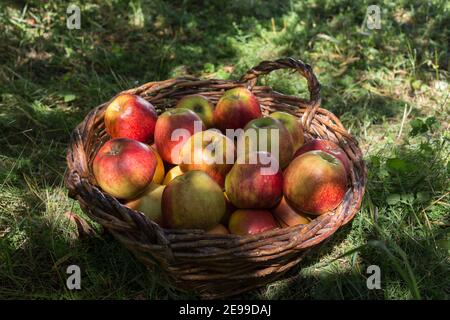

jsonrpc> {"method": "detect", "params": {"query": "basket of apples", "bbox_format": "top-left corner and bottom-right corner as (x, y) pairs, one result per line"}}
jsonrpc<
(65, 58), (366, 298)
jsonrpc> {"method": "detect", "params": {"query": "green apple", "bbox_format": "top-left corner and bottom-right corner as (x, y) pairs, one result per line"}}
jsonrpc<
(162, 171), (226, 229)
(124, 183), (165, 226)
(244, 116), (294, 169)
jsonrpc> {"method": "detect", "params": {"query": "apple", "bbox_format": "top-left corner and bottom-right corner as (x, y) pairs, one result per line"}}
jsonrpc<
(150, 145), (165, 184)
(176, 94), (215, 128)
(272, 197), (310, 227)
(220, 192), (235, 226)
(213, 87), (262, 131)
(162, 170), (226, 230)
(244, 117), (294, 169)
(228, 209), (278, 235)
(270, 111), (304, 152)
(225, 151), (283, 209)
(295, 139), (351, 175)
(206, 224), (229, 235)
(93, 138), (157, 200)
(154, 108), (204, 164)
(162, 166), (184, 185)
(124, 183), (165, 226)
(284, 150), (347, 215)
(179, 129), (235, 187)
(104, 93), (157, 143)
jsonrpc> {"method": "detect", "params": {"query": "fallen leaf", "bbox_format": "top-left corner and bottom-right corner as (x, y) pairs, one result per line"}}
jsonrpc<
(223, 65), (234, 73)
(64, 211), (97, 239)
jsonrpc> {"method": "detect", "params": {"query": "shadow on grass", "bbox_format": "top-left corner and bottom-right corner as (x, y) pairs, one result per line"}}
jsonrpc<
(0, 201), (192, 299)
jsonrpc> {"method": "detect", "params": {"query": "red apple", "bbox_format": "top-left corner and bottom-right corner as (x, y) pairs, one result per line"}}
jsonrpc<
(244, 117), (294, 169)
(213, 87), (262, 131)
(206, 224), (229, 235)
(176, 94), (215, 128)
(179, 129), (235, 187)
(93, 138), (157, 200)
(272, 197), (310, 227)
(104, 93), (157, 143)
(124, 183), (165, 226)
(295, 139), (351, 175)
(225, 151), (283, 209)
(228, 209), (278, 235)
(284, 150), (347, 215)
(154, 108), (204, 164)
(162, 170), (226, 230)
(270, 111), (304, 152)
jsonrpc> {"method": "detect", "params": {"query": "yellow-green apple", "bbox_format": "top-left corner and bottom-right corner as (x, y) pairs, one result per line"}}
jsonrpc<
(284, 151), (347, 215)
(179, 129), (235, 187)
(162, 166), (184, 185)
(93, 138), (157, 200)
(272, 197), (310, 227)
(176, 94), (215, 128)
(124, 183), (165, 226)
(225, 151), (283, 209)
(270, 111), (304, 152)
(154, 108), (205, 164)
(206, 224), (229, 235)
(104, 93), (157, 143)
(150, 145), (165, 184)
(228, 209), (278, 235)
(162, 170), (226, 230)
(213, 87), (262, 131)
(295, 139), (350, 175)
(244, 117), (294, 169)
(221, 192), (236, 226)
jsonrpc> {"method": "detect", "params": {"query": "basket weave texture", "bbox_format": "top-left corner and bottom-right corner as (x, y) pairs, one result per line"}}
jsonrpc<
(65, 58), (367, 299)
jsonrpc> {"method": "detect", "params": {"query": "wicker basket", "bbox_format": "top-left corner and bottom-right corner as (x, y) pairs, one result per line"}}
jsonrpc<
(65, 58), (366, 299)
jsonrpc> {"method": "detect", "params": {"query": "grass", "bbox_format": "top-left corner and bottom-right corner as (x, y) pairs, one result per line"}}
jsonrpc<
(0, 0), (449, 299)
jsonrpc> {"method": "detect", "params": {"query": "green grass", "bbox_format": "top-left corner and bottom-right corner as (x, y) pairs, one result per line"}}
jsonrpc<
(0, 0), (449, 299)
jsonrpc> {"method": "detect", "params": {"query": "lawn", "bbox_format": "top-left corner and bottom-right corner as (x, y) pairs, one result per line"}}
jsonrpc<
(0, 0), (448, 299)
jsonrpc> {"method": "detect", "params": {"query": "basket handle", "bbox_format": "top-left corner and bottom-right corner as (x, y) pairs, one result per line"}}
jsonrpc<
(239, 57), (321, 124)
